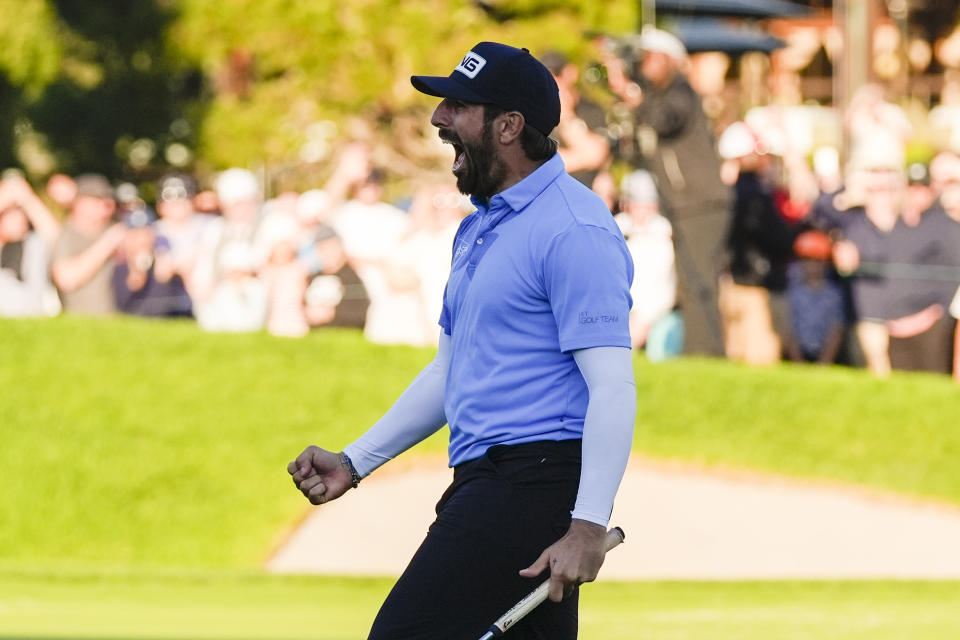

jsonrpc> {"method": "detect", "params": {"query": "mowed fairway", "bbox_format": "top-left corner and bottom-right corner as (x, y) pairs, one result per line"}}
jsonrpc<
(1, 572), (959, 639)
(2, 316), (960, 637)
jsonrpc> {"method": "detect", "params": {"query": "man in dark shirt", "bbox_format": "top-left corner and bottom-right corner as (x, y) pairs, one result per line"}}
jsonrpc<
(608, 28), (731, 356)
(834, 155), (957, 375)
(718, 121), (797, 364)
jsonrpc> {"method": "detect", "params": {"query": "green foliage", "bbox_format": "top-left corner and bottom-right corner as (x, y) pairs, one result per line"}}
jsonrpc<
(26, 0), (204, 176)
(170, 0), (638, 171)
(0, 0), (203, 178)
(1, 572), (959, 639)
(0, 0), (640, 179)
(0, 0), (62, 93)
(2, 316), (960, 573)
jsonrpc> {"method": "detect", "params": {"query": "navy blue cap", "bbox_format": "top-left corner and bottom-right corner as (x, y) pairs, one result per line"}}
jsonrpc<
(411, 42), (561, 137)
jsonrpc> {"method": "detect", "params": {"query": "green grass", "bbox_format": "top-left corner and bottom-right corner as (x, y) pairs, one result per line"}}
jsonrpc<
(0, 316), (436, 571)
(634, 357), (960, 505)
(0, 571), (958, 639)
(1, 316), (959, 572)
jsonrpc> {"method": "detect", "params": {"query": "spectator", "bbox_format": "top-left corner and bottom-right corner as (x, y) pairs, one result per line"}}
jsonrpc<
(718, 121), (797, 365)
(389, 182), (467, 345)
(785, 230), (846, 364)
(616, 170), (678, 356)
(927, 152), (960, 380)
(258, 212), (310, 338)
(303, 225), (370, 329)
(114, 182), (144, 220)
(807, 147), (849, 234)
(0, 174), (62, 317)
(329, 167), (419, 345)
(608, 27), (731, 356)
(112, 207), (192, 318)
(541, 51), (611, 190)
(195, 242), (267, 333)
(830, 147), (900, 377)
(45, 173), (77, 216)
(296, 189), (333, 230)
(51, 174), (125, 316)
(154, 173), (210, 290)
(844, 84), (912, 163)
(830, 141), (954, 375)
(903, 162), (936, 228)
(191, 168), (263, 311)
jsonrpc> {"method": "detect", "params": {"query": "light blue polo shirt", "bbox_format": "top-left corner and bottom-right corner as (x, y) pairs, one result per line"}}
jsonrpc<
(440, 153), (634, 466)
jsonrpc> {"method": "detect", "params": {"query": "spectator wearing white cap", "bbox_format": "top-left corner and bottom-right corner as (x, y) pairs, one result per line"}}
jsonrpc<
(607, 26), (731, 357)
(617, 170), (678, 357)
(190, 168), (263, 312)
(718, 121), (798, 366)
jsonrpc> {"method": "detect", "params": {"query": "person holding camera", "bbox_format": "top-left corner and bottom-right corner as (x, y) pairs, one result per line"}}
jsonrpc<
(112, 206), (193, 318)
(605, 28), (731, 357)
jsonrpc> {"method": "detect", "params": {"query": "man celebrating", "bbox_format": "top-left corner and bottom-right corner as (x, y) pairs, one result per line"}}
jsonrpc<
(289, 42), (636, 639)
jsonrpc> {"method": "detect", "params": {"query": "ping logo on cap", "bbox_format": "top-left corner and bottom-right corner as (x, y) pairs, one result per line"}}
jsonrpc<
(455, 51), (487, 79)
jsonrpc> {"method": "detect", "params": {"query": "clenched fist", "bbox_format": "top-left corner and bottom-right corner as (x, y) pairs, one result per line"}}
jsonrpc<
(287, 445), (354, 505)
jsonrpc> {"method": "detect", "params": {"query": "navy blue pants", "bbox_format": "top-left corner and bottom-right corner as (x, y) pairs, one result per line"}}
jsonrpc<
(367, 439), (582, 639)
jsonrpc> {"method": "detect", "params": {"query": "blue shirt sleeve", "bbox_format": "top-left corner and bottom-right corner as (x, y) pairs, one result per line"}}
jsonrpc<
(439, 282), (451, 335)
(543, 224), (634, 352)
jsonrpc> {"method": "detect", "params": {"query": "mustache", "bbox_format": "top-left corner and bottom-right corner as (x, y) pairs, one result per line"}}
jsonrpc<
(438, 129), (461, 146)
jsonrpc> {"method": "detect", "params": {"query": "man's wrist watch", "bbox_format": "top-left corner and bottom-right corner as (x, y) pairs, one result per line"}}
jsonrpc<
(339, 451), (362, 489)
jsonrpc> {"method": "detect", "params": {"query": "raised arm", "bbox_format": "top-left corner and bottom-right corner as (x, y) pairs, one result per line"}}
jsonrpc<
(51, 224), (126, 293)
(288, 332), (451, 504)
(0, 176), (61, 245)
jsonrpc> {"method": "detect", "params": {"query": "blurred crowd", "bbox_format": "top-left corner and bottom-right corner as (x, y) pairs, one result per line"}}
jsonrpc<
(0, 143), (466, 347)
(2, 26), (960, 382)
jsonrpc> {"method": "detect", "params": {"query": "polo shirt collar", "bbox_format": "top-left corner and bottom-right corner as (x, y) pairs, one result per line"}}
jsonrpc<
(470, 153), (565, 215)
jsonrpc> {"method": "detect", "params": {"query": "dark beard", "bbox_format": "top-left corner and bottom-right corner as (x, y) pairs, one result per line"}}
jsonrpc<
(440, 120), (507, 201)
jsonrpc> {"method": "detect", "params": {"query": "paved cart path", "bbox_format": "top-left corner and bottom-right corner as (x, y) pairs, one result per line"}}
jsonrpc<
(267, 459), (960, 579)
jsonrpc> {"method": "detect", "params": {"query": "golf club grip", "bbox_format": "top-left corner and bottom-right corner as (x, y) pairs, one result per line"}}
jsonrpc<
(483, 526), (625, 638)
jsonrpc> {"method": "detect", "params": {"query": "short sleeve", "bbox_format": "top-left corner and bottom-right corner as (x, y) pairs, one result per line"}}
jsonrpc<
(543, 225), (634, 352)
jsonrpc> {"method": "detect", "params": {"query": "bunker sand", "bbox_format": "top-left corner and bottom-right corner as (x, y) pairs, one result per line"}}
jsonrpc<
(268, 459), (960, 579)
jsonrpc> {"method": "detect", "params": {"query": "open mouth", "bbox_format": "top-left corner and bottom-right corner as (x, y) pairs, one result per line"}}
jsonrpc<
(451, 144), (465, 172)
(440, 131), (465, 173)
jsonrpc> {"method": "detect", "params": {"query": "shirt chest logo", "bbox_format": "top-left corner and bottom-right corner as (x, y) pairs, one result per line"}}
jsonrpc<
(453, 240), (471, 259)
(455, 52), (486, 79)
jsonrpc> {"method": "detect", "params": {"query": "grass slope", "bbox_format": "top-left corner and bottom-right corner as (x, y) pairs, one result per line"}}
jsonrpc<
(1, 316), (959, 571)
(0, 572), (958, 639)
(0, 316), (435, 570)
(635, 357), (960, 505)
